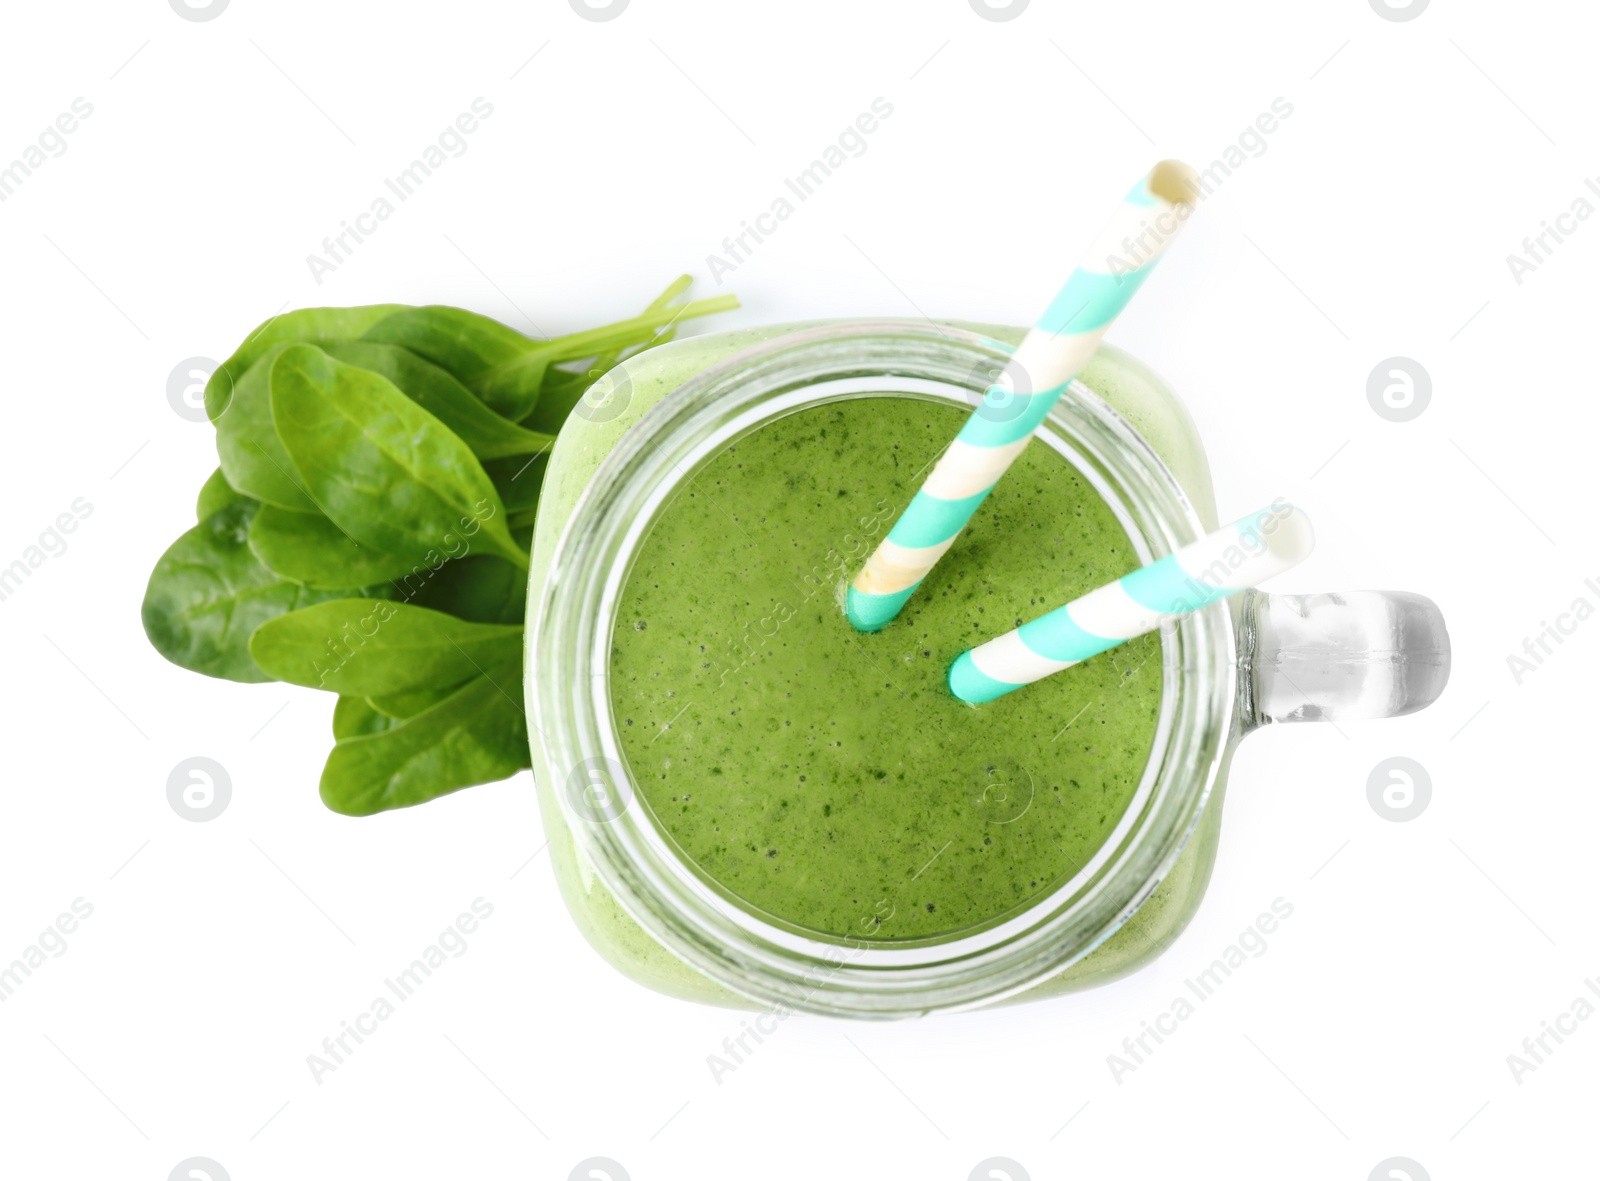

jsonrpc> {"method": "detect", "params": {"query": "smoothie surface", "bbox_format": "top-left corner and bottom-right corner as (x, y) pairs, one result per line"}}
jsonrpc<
(609, 395), (1161, 941)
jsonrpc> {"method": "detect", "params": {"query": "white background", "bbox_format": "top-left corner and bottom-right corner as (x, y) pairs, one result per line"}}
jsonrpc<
(0, 1), (1593, 1178)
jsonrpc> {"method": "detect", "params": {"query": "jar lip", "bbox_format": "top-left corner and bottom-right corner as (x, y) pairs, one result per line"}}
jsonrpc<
(531, 320), (1234, 1016)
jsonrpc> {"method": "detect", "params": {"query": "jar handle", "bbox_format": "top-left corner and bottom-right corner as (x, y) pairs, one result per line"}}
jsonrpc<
(1237, 590), (1451, 730)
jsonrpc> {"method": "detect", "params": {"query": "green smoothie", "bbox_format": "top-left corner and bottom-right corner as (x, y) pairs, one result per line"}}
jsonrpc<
(609, 395), (1161, 941)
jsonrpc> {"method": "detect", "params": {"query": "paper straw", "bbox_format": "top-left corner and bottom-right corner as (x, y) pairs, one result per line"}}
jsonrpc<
(846, 159), (1200, 633)
(948, 504), (1314, 705)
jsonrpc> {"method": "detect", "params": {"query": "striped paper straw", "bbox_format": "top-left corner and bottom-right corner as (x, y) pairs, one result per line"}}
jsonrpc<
(948, 504), (1314, 704)
(846, 160), (1200, 633)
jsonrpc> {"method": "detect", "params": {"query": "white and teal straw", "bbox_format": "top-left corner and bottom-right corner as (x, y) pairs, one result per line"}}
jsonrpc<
(949, 504), (1315, 704)
(846, 159), (1200, 633)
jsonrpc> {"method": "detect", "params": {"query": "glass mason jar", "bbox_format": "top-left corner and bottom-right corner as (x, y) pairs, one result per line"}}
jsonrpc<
(525, 321), (1450, 1018)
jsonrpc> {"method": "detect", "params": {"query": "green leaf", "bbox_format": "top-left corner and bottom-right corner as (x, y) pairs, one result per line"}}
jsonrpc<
(268, 344), (528, 569)
(359, 306), (539, 416)
(361, 290), (739, 423)
(248, 503), (425, 590)
(152, 290), (739, 817)
(141, 501), (393, 683)
(641, 273), (694, 312)
(472, 300), (735, 421)
(333, 695), (396, 740)
(369, 679), (470, 719)
(211, 343), (321, 512)
(520, 274), (689, 434)
(524, 367), (603, 436)
(320, 669), (529, 816)
(204, 304), (409, 422)
(403, 554), (528, 625)
(483, 452), (549, 516)
(249, 599), (521, 696)
(195, 467), (251, 522)
(321, 341), (553, 461)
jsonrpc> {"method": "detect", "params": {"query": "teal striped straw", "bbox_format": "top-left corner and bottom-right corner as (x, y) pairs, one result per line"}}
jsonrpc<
(949, 504), (1315, 704)
(846, 159), (1199, 633)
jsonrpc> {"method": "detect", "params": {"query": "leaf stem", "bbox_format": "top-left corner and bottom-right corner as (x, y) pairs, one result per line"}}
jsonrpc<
(483, 295), (740, 389)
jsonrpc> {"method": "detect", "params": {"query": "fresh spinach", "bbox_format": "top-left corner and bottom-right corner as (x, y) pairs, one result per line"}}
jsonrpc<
(142, 500), (393, 683)
(522, 274), (690, 433)
(475, 296), (736, 421)
(404, 554), (528, 625)
(204, 304), (407, 422)
(195, 467), (251, 522)
(484, 452), (550, 517)
(362, 285), (737, 422)
(269, 345), (527, 570)
(211, 343), (322, 512)
(358, 305), (536, 405)
(250, 600), (521, 696)
(248, 503), (423, 591)
(332, 695), (396, 740)
(143, 279), (736, 815)
(321, 341), (553, 461)
(368, 679), (471, 720)
(321, 664), (528, 816)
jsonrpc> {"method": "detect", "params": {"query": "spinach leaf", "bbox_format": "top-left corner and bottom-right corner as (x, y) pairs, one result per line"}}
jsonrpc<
(141, 500), (392, 683)
(249, 599), (521, 696)
(268, 345), (528, 569)
(204, 304), (408, 422)
(211, 342), (324, 513)
(321, 341), (553, 461)
(520, 274), (689, 433)
(149, 284), (737, 816)
(362, 292), (738, 423)
(483, 452), (549, 516)
(368, 679), (470, 719)
(320, 666), (529, 816)
(525, 365), (605, 435)
(359, 306), (539, 417)
(402, 554), (528, 625)
(248, 503), (426, 590)
(196, 467), (251, 522)
(332, 695), (396, 739)
(472, 300), (734, 421)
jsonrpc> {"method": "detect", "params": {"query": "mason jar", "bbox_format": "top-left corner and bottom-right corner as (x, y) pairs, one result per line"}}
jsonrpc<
(524, 321), (1450, 1018)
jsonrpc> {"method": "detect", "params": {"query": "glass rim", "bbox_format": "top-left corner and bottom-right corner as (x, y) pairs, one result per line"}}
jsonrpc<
(530, 320), (1235, 1016)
